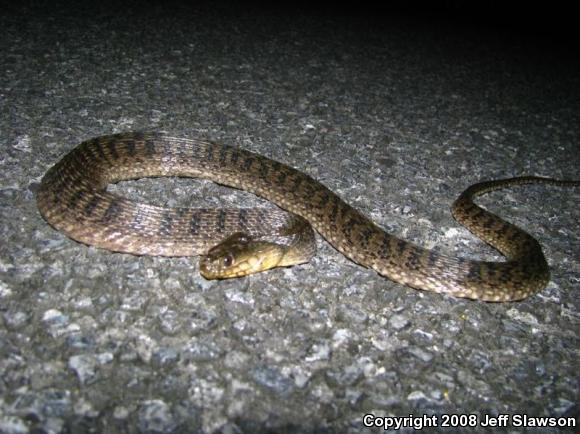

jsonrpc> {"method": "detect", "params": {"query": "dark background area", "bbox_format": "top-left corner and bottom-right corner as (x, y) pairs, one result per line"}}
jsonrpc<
(5, 0), (578, 55)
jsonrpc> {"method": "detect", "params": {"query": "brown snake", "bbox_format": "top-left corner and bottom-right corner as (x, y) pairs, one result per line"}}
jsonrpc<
(36, 132), (579, 302)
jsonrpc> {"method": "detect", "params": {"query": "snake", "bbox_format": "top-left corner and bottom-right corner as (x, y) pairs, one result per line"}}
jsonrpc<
(36, 132), (579, 302)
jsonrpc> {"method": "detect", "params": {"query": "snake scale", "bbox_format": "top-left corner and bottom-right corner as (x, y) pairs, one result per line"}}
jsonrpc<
(37, 132), (579, 302)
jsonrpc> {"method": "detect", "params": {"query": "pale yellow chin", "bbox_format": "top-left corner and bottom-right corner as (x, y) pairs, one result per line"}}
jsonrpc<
(199, 249), (285, 279)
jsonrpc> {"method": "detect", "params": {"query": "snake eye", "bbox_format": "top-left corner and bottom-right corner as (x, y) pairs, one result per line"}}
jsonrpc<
(223, 254), (234, 267)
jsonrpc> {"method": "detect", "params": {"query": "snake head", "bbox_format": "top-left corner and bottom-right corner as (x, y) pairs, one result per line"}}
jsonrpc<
(199, 232), (285, 279)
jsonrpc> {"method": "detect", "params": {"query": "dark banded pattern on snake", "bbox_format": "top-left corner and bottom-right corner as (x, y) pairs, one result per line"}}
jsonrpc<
(36, 132), (579, 301)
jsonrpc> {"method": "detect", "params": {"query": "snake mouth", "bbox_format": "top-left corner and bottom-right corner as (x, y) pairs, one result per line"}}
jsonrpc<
(198, 233), (293, 279)
(199, 255), (243, 279)
(199, 243), (285, 279)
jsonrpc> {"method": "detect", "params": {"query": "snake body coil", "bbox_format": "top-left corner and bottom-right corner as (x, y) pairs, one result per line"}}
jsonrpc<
(37, 132), (578, 301)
